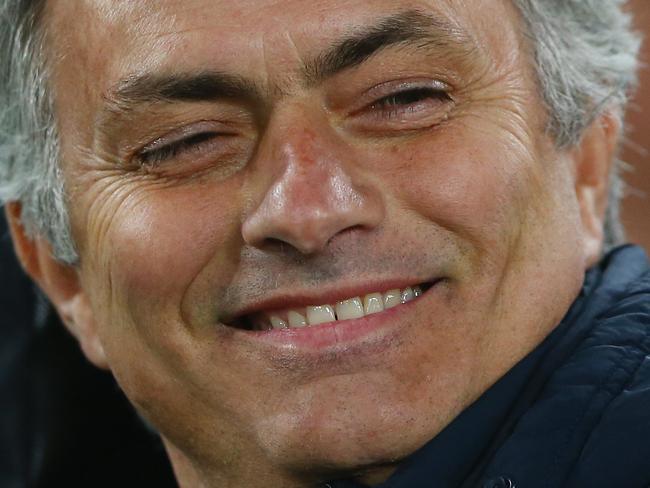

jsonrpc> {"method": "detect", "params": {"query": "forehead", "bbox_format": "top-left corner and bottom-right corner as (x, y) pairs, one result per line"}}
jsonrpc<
(46, 0), (523, 83)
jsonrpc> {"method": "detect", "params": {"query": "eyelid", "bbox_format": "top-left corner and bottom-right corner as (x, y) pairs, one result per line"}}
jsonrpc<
(350, 78), (453, 115)
(138, 121), (228, 155)
(368, 78), (451, 99)
(341, 78), (455, 136)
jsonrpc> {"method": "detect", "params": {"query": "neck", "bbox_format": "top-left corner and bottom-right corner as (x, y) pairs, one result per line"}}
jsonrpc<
(163, 438), (319, 488)
(163, 437), (398, 488)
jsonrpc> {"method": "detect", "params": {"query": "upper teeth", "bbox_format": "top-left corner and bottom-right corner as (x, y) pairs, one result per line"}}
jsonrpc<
(263, 286), (423, 330)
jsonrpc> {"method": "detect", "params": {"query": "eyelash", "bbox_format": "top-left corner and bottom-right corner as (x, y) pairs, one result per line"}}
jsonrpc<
(137, 131), (221, 166)
(369, 86), (452, 117)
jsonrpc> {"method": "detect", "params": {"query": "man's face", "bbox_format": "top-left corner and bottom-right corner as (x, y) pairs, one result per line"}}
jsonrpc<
(46, 0), (590, 485)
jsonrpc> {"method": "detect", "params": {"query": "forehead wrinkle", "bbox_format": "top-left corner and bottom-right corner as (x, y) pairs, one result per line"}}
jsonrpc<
(282, 29), (310, 67)
(281, 29), (311, 89)
(256, 31), (301, 100)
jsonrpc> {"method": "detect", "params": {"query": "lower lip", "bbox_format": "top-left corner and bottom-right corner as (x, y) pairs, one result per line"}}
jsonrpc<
(237, 286), (436, 353)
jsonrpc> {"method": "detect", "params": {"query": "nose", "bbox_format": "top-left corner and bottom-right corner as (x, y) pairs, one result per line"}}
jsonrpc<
(242, 115), (384, 255)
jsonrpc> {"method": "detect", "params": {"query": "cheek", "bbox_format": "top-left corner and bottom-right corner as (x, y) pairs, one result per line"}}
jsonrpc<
(84, 178), (244, 329)
(76, 180), (252, 443)
(384, 129), (540, 251)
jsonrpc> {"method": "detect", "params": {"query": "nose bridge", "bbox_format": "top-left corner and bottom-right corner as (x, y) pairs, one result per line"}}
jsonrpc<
(273, 121), (346, 212)
(242, 108), (383, 254)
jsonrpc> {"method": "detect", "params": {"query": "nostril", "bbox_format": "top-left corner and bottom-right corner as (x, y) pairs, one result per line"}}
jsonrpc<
(260, 238), (291, 254)
(252, 224), (374, 256)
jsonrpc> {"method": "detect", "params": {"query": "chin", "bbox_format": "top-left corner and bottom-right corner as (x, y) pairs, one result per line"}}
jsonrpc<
(256, 403), (442, 480)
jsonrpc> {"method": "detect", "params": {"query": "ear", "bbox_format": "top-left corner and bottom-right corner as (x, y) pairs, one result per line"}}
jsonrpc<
(570, 110), (621, 267)
(5, 203), (109, 370)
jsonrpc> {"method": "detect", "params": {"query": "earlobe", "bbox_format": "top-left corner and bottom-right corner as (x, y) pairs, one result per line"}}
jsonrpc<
(571, 111), (621, 266)
(60, 293), (109, 370)
(5, 203), (41, 279)
(4, 203), (109, 370)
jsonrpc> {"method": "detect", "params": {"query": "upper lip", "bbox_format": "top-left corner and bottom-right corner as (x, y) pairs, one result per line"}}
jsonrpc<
(222, 276), (440, 323)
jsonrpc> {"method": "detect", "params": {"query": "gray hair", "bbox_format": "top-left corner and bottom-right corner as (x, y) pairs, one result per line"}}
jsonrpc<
(0, 0), (643, 263)
(0, 0), (76, 263)
(513, 0), (642, 251)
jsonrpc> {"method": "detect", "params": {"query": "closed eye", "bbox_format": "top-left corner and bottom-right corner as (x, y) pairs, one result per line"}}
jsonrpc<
(350, 82), (454, 133)
(371, 87), (451, 110)
(369, 87), (452, 121)
(137, 131), (222, 166)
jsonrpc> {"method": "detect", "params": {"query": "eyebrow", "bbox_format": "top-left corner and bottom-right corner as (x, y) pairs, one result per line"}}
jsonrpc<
(303, 10), (474, 85)
(106, 71), (259, 109)
(101, 9), (473, 115)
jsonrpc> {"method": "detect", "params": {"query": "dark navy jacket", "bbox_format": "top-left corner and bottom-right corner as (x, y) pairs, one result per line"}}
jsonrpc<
(2, 200), (649, 488)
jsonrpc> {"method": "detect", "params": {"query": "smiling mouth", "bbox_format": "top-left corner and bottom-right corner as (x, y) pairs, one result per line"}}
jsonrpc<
(228, 282), (435, 332)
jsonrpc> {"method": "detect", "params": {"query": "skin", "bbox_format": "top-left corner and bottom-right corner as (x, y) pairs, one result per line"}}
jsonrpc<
(7, 0), (619, 486)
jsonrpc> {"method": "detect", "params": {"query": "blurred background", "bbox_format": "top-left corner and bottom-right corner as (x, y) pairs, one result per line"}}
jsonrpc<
(622, 0), (650, 253)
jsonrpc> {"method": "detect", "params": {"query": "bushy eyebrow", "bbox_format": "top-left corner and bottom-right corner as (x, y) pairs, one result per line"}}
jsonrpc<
(100, 9), (474, 117)
(302, 10), (474, 85)
(105, 71), (260, 109)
